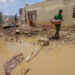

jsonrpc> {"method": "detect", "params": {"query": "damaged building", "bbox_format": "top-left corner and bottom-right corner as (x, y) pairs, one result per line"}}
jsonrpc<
(20, 0), (75, 26)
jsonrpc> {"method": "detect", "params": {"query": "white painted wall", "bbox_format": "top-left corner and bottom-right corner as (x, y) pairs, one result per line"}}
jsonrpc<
(36, 4), (65, 25)
(24, 0), (75, 26)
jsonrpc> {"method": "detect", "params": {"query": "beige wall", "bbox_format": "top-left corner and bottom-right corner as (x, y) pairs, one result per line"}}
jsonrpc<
(21, 8), (25, 23)
(63, 3), (75, 26)
(23, 0), (75, 26)
(36, 5), (64, 25)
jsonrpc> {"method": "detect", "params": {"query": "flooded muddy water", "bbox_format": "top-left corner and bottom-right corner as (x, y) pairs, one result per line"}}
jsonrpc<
(0, 36), (75, 75)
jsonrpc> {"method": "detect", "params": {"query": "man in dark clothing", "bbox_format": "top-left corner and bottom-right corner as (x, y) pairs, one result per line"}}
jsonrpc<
(15, 14), (18, 23)
(54, 9), (63, 39)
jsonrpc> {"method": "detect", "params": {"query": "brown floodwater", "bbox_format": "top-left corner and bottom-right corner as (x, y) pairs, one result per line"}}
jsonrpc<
(0, 36), (75, 75)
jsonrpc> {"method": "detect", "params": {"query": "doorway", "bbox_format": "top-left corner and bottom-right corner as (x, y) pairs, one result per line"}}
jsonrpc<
(27, 10), (37, 26)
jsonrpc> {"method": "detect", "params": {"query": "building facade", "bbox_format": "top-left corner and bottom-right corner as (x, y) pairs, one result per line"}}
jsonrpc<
(20, 0), (75, 26)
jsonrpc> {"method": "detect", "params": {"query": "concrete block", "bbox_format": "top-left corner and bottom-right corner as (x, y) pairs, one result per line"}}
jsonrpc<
(4, 53), (29, 75)
(38, 37), (49, 46)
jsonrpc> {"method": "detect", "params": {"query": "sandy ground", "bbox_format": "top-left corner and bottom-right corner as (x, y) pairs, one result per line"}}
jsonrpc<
(0, 34), (75, 75)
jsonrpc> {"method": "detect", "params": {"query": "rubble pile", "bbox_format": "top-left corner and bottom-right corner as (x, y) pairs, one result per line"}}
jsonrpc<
(60, 25), (75, 42)
(19, 24), (42, 35)
(0, 23), (44, 41)
(60, 32), (75, 43)
(61, 24), (75, 32)
(49, 27), (75, 44)
(4, 53), (29, 75)
(1, 20), (75, 43)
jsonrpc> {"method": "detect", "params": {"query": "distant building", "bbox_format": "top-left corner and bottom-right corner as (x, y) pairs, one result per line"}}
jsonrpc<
(20, 0), (75, 26)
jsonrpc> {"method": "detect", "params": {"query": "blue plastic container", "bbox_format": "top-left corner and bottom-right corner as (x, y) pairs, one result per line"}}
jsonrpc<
(10, 24), (16, 28)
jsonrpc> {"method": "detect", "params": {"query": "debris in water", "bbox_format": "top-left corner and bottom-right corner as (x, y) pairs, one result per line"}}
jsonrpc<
(4, 53), (29, 75)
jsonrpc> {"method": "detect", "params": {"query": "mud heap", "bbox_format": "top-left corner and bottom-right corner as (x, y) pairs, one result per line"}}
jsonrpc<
(0, 22), (75, 44)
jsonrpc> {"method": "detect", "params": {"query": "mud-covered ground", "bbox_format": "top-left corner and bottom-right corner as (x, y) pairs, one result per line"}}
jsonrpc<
(0, 24), (75, 75)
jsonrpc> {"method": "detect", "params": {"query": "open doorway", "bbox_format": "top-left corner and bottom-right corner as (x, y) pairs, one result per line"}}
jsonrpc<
(27, 10), (37, 26)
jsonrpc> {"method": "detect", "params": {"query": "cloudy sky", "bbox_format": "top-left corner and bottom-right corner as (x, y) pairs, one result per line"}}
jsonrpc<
(0, 0), (43, 15)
